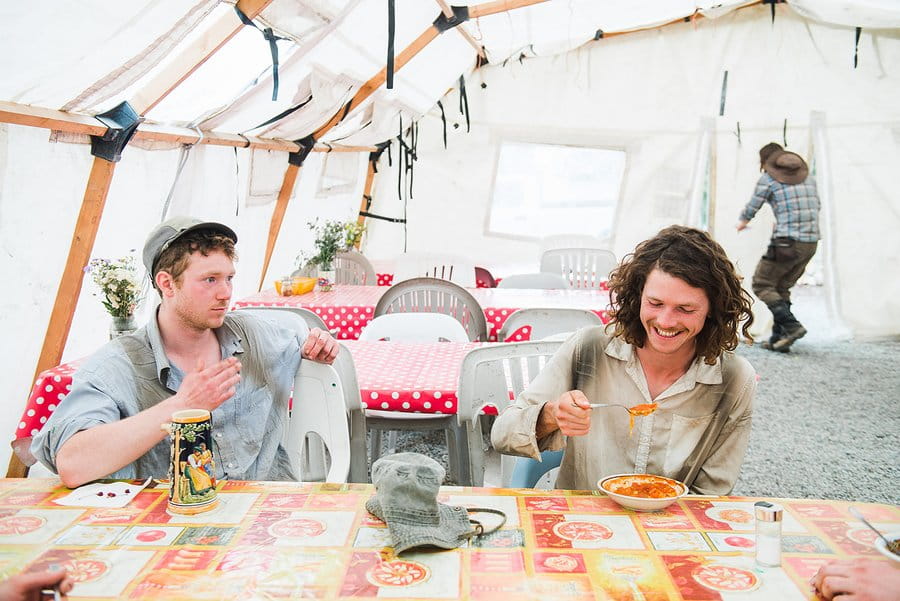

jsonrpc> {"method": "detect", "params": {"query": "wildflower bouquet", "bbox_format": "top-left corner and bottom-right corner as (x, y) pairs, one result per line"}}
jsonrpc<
(296, 219), (365, 271)
(87, 255), (143, 318)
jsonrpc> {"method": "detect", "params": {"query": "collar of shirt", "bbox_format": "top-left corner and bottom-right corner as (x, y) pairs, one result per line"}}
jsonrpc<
(145, 308), (246, 387)
(604, 335), (724, 397)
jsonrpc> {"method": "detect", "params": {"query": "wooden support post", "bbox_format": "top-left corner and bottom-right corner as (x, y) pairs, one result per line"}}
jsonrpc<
(258, 163), (301, 291)
(6, 156), (116, 478)
(355, 158), (378, 249)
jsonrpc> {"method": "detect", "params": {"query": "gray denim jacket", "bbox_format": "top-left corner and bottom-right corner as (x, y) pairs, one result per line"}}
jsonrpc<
(32, 310), (304, 481)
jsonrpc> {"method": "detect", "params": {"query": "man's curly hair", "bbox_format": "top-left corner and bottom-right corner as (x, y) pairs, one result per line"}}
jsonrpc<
(153, 229), (237, 293)
(607, 225), (754, 365)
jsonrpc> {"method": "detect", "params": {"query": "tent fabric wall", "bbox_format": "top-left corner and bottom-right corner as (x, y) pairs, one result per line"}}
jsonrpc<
(363, 6), (900, 340)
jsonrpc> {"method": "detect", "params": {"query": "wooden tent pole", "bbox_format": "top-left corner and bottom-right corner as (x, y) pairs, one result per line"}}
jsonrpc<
(258, 163), (301, 291)
(355, 157), (378, 249)
(5, 156), (116, 478)
(435, 0), (486, 59)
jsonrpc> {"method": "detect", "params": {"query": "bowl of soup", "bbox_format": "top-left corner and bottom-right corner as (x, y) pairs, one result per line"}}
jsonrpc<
(598, 473), (686, 512)
(875, 532), (900, 564)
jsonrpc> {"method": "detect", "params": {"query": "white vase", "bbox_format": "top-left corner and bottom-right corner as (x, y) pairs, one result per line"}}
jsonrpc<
(109, 314), (137, 339)
(317, 265), (336, 292)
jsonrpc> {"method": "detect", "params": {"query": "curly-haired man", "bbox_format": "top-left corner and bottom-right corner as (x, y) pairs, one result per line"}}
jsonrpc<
(492, 226), (756, 494)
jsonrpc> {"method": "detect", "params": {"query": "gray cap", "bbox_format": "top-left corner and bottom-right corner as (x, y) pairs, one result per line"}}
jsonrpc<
(365, 453), (473, 554)
(142, 216), (237, 277)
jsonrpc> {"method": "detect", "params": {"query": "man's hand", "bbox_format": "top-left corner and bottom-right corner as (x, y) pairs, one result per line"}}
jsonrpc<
(173, 357), (242, 412)
(735, 220), (749, 232)
(537, 390), (592, 439)
(302, 328), (339, 364)
(0, 567), (73, 601)
(810, 558), (900, 601)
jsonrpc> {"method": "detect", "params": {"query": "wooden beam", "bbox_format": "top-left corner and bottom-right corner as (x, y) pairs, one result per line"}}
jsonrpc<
(435, 0), (486, 59)
(355, 156), (378, 249)
(133, 0), (274, 115)
(6, 157), (117, 478)
(258, 163), (301, 291)
(0, 101), (375, 153)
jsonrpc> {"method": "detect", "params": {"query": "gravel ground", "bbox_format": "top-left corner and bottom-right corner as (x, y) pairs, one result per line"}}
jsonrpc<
(380, 287), (900, 505)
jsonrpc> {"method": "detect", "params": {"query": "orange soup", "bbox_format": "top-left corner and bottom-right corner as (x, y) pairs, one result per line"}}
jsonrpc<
(602, 475), (683, 499)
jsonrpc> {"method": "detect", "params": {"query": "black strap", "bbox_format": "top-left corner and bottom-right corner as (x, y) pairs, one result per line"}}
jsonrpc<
(234, 6), (289, 101)
(359, 210), (406, 224)
(853, 27), (862, 69)
(249, 95), (314, 131)
(387, 0), (396, 89)
(437, 100), (447, 149)
(458, 75), (470, 133)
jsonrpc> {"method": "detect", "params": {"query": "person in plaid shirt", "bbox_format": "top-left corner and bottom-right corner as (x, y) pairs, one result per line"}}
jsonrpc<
(736, 143), (820, 352)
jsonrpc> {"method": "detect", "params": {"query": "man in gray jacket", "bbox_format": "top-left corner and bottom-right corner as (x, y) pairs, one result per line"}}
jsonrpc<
(33, 217), (338, 486)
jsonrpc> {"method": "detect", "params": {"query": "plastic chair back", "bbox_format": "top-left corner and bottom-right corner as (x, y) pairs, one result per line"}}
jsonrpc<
(335, 250), (376, 285)
(509, 450), (564, 489)
(498, 308), (604, 342)
(393, 253), (477, 288)
(236, 306), (328, 332)
(496, 272), (572, 290)
(374, 277), (487, 342)
(359, 313), (469, 342)
(287, 358), (352, 483)
(475, 266), (497, 288)
(456, 340), (564, 486)
(540, 248), (617, 289)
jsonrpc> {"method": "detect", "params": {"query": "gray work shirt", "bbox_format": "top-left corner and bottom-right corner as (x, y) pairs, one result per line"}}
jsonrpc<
(32, 310), (305, 481)
(490, 327), (756, 495)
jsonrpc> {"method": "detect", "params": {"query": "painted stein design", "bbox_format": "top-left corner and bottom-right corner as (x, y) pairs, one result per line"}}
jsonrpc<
(165, 409), (218, 515)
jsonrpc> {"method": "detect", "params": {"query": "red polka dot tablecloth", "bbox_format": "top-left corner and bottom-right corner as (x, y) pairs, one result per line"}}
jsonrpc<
(16, 341), (490, 441)
(233, 285), (610, 342)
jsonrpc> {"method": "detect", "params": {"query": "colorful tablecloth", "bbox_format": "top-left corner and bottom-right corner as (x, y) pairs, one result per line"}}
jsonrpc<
(17, 341), (485, 441)
(233, 285), (611, 341)
(0, 478), (896, 600)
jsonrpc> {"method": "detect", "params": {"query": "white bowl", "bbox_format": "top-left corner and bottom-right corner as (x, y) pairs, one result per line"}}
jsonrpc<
(598, 473), (686, 512)
(874, 532), (900, 564)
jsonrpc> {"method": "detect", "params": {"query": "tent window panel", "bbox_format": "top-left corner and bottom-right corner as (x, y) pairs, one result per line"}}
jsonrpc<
(488, 141), (625, 239)
(316, 152), (359, 196)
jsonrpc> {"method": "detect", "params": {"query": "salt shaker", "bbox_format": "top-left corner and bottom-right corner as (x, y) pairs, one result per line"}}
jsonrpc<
(754, 500), (783, 567)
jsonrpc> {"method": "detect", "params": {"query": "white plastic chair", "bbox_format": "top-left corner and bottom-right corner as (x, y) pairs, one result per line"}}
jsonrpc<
(287, 359), (353, 483)
(540, 248), (618, 289)
(393, 252), (477, 288)
(374, 277), (488, 342)
(335, 250), (376, 285)
(456, 340), (564, 486)
(236, 309), (363, 483)
(497, 308), (604, 342)
(496, 272), (572, 290)
(357, 312), (470, 483)
(359, 313), (469, 342)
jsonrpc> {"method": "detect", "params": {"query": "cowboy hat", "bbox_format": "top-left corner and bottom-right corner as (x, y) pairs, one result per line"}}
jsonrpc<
(764, 150), (809, 185)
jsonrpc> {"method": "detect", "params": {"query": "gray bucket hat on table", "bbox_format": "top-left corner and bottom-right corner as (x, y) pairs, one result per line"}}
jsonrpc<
(142, 216), (237, 277)
(365, 453), (474, 554)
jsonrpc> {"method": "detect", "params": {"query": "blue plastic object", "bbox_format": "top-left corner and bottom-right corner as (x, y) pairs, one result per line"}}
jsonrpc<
(509, 450), (564, 488)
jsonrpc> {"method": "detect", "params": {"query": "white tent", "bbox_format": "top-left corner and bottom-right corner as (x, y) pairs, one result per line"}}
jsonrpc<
(2, 0), (899, 474)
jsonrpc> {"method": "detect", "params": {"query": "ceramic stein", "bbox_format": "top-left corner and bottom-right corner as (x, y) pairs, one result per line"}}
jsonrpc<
(165, 409), (218, 515)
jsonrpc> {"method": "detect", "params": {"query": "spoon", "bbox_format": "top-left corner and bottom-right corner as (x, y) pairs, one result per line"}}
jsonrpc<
(849, 506), (892, 547)
(589, 402), (659, 417)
